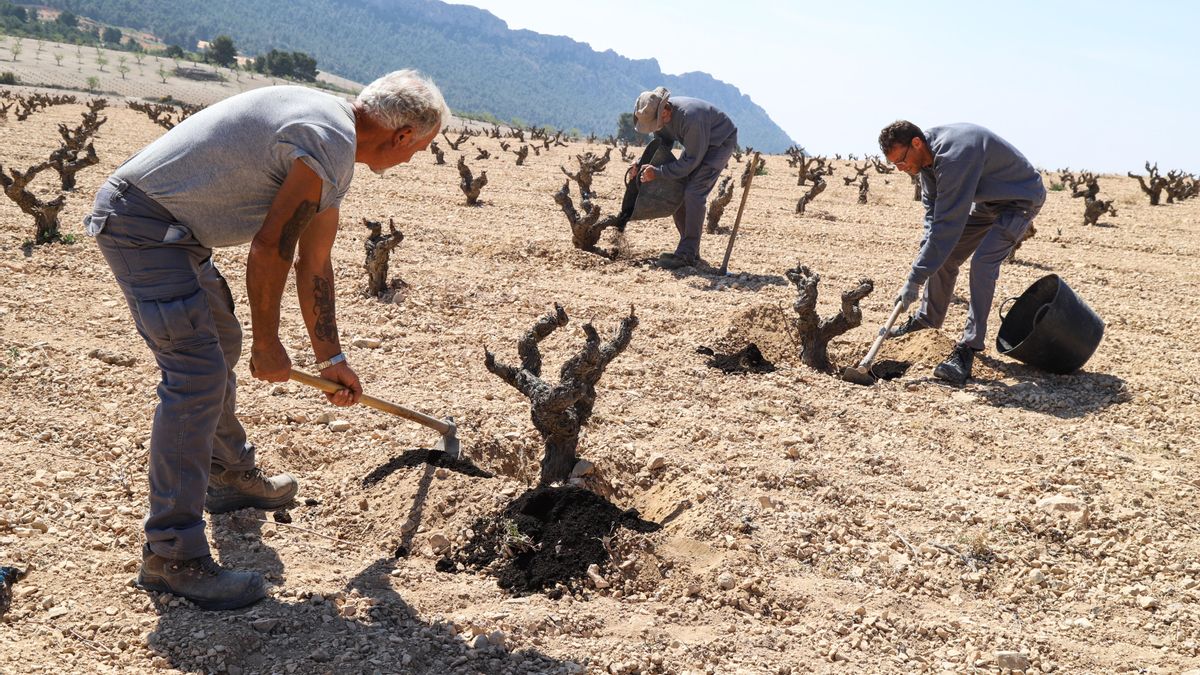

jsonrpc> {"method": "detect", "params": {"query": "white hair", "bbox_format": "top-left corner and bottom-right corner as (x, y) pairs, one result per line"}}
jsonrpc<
(356, 69), (450, 135)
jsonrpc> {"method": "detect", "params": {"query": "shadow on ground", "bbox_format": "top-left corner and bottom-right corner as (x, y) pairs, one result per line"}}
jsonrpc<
(145, 475), (574, 674)
(974, 356), (1130, 418)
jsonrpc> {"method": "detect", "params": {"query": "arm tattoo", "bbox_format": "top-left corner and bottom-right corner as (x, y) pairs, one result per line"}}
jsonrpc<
(278, 200), (319, 259)
(312, 275), (337, 342)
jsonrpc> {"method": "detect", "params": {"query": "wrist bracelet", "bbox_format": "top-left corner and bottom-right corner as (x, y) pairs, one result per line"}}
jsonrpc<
(313, 353), (346, 371)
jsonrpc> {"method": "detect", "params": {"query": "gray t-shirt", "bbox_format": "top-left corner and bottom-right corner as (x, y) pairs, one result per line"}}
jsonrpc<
(116, 86), (356, 248)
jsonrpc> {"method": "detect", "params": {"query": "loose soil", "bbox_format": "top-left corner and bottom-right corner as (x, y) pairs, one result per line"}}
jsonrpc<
(697, 343), (776, 374)
(1, 82), (1199, 674)
(440, 486), (659, 595)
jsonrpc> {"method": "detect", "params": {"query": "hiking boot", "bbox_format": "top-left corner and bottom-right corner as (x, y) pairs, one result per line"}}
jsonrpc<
(887, 314), (930, 338)
(206, 466), (298, 514)
(933, 343), (975, 385)
(137, 545), (266, 611)
(657, 252), (697, 270)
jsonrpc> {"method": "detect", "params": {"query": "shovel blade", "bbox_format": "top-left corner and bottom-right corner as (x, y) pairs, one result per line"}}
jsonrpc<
(841, 365), (877, 386)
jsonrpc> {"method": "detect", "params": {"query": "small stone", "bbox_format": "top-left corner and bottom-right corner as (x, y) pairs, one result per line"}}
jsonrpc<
(358, 497), (369, 512)
(1137, 595), (1159, 610)
(434, 468), (449, 479)
(647, 455), (666, 472)
(587, 564), (610, 589)
(310, 648), (331, 662)
(46, 606), (69, 620)
(472, 634), (490, 650)
(994, 651), (1029, 671)
(351, 336), (382, 349)
(717, 572), (735, 590)
(570, 460), (595, 478)
(30, 519), (48, 533)
(54, 471), (76, 483)
(328, 420), (351, 432)
(88, 349), (136, 367)
(487, 630), (506, 647)
(1036, 494), (1084, 513)
(428, 533), (451, 555)
(251, 618), (278, 633)
(272, 510), (292, 524)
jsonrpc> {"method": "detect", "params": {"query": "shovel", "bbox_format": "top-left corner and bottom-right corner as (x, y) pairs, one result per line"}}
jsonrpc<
(842, 301), (905, 386)
(289, 369), (460, 457)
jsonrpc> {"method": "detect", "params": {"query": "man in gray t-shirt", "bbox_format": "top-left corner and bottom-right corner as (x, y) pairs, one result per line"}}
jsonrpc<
(632, 86), (738, 269)
(87, 70), (449, 610)
(879, 120), (1046, 385)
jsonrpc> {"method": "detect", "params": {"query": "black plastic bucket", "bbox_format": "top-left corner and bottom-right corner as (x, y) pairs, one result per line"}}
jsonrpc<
(995, 274), (1104, 374)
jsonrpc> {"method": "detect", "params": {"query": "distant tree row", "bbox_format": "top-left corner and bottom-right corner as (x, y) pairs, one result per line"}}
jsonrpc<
(251, 49), (317, 81)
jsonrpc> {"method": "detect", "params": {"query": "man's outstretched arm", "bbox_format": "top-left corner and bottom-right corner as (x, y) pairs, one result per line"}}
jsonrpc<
(295, 206), (362, 406)
(246, 158), (322, 382)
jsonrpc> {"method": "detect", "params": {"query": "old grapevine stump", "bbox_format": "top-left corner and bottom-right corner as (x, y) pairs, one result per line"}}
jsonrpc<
(786, 264), (873, 373)
(457, 156), (487, 205)
(706, 175), (735, 234)
(1, 161), (66, 244)
(796, 179), (827, 214)
(485, 304), (638, 486)
(362, 218), (404, 298)
(554, 181), (619, 258)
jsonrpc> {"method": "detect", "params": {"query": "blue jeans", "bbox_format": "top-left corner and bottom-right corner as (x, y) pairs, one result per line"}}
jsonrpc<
(88, 177), (254, 560)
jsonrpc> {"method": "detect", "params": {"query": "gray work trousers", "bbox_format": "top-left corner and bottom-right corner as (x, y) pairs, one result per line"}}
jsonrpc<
(87, 177), (254, 560)
(671, 136), (738, 259)
(915, 200), (1042, 351)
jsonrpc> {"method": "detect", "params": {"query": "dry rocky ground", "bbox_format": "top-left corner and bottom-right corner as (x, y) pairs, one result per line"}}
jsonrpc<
(2, 91), (1200, 675)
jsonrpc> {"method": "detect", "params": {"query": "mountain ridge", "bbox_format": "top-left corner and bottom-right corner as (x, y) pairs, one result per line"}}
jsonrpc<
(39, 0), (796, 150)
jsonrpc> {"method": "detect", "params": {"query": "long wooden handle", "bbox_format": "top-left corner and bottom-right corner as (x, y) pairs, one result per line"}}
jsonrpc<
(720, 152), (760, 275)
(857, 301), (905, 369)
(289, 369), (450, 435)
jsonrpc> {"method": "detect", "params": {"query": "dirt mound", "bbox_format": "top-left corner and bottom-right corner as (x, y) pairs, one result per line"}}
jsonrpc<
(438, 486), (659, 595)
(876, 329), (1008, 379)
(716, 303), (799, 364)
(875, 329), (957, 365)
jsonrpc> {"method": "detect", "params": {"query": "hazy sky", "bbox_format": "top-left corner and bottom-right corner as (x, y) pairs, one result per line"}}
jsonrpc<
(461, 0), (1196, 174)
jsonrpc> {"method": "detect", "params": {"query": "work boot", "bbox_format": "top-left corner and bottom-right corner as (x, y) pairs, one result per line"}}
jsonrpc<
(658, 252), (697, 270)
(933, 343), (975, 385)
(887, 314), (930, 338)
(137, 545), (266, 611)
(206, 466), (298, 514)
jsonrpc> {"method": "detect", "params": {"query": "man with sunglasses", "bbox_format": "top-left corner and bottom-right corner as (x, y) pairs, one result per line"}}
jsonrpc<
(879, 121), (1045, 385)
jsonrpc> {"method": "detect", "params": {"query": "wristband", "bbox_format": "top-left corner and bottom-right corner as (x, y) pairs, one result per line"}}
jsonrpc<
(313, 353), (346, 371)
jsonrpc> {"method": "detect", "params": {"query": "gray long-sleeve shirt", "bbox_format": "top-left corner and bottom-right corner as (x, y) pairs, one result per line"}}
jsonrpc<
(653, 96), (737, 181)
(911, 123), (1046, 285)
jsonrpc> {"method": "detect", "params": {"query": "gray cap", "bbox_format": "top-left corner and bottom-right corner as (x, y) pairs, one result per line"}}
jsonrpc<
(634, 86), (670, 134)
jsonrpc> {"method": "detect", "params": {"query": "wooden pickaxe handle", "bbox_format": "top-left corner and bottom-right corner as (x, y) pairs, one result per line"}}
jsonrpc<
(288, 369), (451, 436)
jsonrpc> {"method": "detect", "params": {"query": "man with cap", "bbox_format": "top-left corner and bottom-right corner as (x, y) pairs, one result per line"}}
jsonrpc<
(879, 120), (1046, 385)
(633, 86), (738, 269)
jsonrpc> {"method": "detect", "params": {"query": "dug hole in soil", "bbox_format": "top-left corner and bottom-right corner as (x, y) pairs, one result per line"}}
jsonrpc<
(436, 485), (659, 595)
